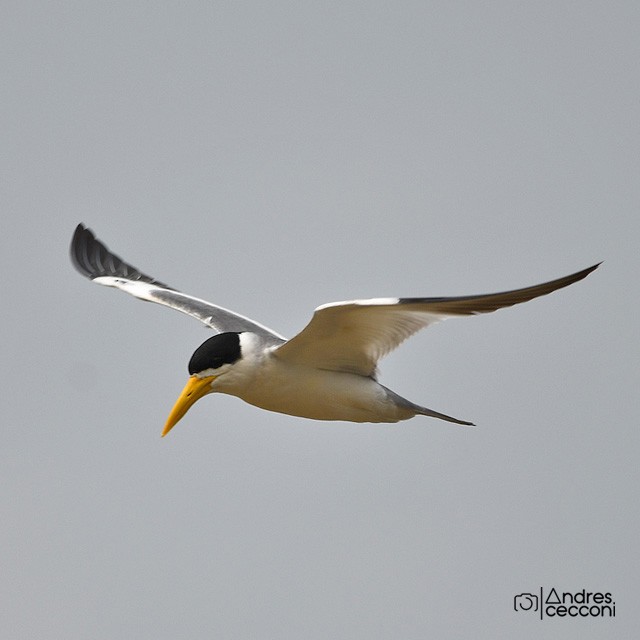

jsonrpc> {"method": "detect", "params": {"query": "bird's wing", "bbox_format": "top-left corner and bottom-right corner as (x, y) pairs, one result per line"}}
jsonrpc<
(273, 263), (600, 377)
(70, 224), (286, 343)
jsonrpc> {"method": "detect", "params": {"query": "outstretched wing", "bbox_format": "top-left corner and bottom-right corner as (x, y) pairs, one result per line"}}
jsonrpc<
(70, 224), (286, 343)
(274, 264), (600, 377)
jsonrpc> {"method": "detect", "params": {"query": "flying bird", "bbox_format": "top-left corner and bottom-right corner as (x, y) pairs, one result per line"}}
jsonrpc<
(70, 224), (599, 436)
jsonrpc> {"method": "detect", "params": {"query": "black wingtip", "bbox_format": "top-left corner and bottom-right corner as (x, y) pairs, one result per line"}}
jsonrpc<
(582, 262), (602, 276)
(561, 261), (602, 289)
(69, 223), (175, 290)
(70, 223), (97, 279)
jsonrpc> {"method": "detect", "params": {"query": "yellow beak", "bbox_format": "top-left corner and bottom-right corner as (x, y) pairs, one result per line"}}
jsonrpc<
(162, 375), (216, 437)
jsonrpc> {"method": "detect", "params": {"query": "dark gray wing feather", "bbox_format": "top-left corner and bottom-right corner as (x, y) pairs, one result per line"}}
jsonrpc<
(70, 224), (286, 343)
(274, 263), (600, 376)
(71, 224), (174, 290)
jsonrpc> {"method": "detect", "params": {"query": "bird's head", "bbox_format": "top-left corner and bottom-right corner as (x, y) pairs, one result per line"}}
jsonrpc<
(162, 332), (244, 436)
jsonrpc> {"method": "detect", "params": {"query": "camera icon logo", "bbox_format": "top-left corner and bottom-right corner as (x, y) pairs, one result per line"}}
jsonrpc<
(514, 593), (539, 612)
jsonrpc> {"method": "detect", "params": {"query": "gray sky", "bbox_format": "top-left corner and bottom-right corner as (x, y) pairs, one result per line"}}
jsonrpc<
(2, 2), (638, 638)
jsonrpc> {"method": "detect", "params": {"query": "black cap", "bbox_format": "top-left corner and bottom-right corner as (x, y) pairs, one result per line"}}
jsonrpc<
(188, 332), (242, 374)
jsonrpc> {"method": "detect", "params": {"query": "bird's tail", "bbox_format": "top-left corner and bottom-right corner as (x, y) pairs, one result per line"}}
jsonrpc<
(412, 405), (475, 426)
(383, 386), (475, 426)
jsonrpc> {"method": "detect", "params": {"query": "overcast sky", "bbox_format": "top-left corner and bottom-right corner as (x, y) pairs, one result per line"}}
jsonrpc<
(2, 2), (638, 638)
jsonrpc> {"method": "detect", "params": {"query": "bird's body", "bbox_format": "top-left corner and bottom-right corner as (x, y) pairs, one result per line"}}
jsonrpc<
(70, 224), (599, 436)
(213, 334), (419, 422)
(222, 346), (402, 423)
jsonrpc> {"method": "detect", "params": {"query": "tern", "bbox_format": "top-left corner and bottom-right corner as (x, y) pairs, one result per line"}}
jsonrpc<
(70, 224), (599, 436)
